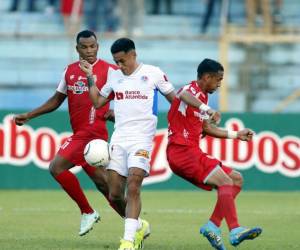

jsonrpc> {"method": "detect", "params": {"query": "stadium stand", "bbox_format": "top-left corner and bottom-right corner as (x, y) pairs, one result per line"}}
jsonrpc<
(0, 0), (300, 112)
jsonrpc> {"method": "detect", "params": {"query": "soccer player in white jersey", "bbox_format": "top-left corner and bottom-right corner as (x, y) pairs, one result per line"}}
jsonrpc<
(79, 38), (220, 250)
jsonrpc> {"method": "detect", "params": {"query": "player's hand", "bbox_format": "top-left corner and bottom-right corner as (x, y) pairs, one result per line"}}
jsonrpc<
(14, 113), (30, 126)
(104, 109), (115, 122)
(79, 59), (93, 76)
(207, 109), (221, 126)
(237, 128), (254, 141)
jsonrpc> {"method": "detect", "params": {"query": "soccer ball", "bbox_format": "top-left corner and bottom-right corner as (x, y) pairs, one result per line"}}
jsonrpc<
(83, 139), (109, 167)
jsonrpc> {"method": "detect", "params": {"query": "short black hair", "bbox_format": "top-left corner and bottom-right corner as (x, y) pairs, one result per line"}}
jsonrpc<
(110, 38), (135, 54)
(197, 58), (224, 78)
(76, 30), (97, 44)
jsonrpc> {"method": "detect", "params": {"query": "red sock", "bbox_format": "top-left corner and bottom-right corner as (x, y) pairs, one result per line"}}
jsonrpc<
(55, 170), (93, 214)
(218, 185), (239, 230)
(210, 200), (223, 227)
(210, 185), (241, 227)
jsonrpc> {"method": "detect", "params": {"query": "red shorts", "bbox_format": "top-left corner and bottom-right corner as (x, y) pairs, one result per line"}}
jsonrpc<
(166, 143), (232, 191)
(57, 131), (105, 172)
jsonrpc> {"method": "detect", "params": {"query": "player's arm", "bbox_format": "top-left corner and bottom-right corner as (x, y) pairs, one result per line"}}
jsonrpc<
(14, 91), (66, 126)
(79, 59), (110, 109)
(104, 109), (115, 122)
(203, 121), (254, 141)
(179, 90), (221, 124)
(164, 90), (176, 103)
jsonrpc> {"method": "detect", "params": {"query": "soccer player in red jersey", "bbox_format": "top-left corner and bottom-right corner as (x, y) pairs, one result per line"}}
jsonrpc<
(167, 59), (262, 250)
(14, 30), (124, 236)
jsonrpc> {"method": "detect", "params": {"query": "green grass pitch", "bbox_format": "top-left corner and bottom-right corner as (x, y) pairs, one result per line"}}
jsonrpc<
(0, 190), (299, 250)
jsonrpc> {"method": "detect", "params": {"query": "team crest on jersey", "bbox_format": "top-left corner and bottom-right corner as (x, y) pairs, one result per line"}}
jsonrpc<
(141, 75), (148, 82)
(67, 81), (88, 94)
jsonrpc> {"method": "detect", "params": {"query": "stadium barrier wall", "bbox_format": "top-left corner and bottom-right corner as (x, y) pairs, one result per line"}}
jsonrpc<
(0, 110), (299, 190)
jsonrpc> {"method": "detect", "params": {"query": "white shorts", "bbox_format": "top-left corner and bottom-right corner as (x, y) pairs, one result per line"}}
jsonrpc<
(107, 141), (152, 177)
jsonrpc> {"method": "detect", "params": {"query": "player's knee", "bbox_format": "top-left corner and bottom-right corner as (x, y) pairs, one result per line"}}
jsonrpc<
(49, 160), (63, 177)
(219, 175), (234, 186)
(126, 181), (141, 199)
(90, 169), (108, 186)
(49, 161), (57, 177)
(233, 171), (243, 187)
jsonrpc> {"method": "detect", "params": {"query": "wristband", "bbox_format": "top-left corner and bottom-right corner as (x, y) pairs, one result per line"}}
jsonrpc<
(87, 75), (94, 87)
(227, 130), (238, 139)
(199, 103), (210, 112)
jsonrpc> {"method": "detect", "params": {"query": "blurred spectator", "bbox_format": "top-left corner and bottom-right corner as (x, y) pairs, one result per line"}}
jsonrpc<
(150, 0), (173, 15)
(87, 0), (119, 32)
(9, 0), (36, 12)
(117, 0), (144, 36)
(9, 0), (56, 13)
(61, 0), (83, 36)
(44, 0), (56, 15)
(201, 0), (231, 34)
(201, 0), (221, 33)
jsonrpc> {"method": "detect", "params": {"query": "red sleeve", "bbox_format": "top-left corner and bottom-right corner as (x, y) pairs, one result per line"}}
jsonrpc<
(109, 63), (119, 70)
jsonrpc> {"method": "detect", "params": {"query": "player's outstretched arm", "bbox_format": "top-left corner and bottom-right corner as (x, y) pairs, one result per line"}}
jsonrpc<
(179, 90), (221, 124)
(14, 91), (66, 126)
(236, 128), (254, 141)
(203, 121), (254, 141)
(79, 59), (109, 109)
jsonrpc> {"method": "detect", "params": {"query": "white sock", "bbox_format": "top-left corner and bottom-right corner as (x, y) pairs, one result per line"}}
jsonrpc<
(124, 218), (138, 242)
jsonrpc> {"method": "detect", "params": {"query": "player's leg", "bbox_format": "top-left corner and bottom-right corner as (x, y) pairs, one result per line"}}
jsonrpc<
(226, 170), (262, 246)
(83, 163), (126, 217)
(114, 143), (151, 250)
(123, 167), (145, 241)
(209, 168), (243, 227)
(106, 144), (128, 216)
(49, 154), (100, 236)
(52, 136), (102, 236)
(107, 170), (133, 250)
(49, 155), (95, 215)
(206, 168), (262, 246)
(200, 167), (236, 250)
(166, 144), (226, 250)
(228, 170), (243, 198)
(206, 168), (239, 230)
(124, 167), (150, 250)
(107, 169), (127, 216)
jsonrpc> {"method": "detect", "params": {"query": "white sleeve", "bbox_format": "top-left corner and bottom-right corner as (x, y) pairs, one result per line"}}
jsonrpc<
(56, 68), (67, 94)
(99, 82), (113, 98)
(99, 67), (114, 98)
(154, 67), (175, 95)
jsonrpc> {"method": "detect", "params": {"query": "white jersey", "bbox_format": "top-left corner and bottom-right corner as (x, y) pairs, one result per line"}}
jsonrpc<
(100, 63), (174, 143)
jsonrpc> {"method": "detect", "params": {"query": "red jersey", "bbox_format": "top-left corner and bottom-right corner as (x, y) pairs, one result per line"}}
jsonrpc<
(168, 81), (208, 147)
(57, 59), (117, 139)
